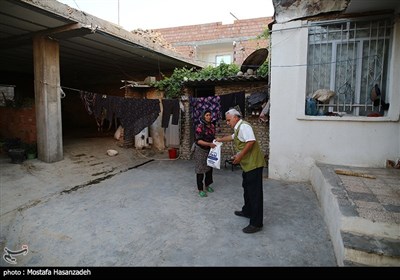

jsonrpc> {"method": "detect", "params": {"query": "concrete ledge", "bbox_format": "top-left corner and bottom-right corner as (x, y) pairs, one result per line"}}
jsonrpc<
(342, 216), (400, 239)
(342, 231), (400, 258)
(310, 163), (344, 266)
(344, 248), (400, 267)
(311, 162), (400, 267)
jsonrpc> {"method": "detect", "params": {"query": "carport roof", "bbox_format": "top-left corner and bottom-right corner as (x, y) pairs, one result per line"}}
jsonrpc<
(0, 0), (203, 79)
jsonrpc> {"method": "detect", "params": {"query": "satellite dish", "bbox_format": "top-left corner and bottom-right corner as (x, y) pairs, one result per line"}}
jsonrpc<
(240, 48), (269, 73)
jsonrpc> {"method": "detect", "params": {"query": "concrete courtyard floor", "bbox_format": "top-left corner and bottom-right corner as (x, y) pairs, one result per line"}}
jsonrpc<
(0, 137), (337, 266)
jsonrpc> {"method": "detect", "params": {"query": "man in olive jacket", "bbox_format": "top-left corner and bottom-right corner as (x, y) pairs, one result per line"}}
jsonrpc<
(216, 108), (266, 234)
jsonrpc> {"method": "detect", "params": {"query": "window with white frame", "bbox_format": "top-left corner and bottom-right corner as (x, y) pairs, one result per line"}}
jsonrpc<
(215, 54), (232, 66)
(306, 18), (393, 116)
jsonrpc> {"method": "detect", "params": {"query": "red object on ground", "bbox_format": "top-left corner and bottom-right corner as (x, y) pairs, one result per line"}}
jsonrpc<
(168, 148), (177, 159)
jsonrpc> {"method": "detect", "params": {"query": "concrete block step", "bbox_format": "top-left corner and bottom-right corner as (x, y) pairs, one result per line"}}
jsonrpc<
(342, 231), (400, 266)
(342, 216), (400, 240)
(342, 260), (369, 266)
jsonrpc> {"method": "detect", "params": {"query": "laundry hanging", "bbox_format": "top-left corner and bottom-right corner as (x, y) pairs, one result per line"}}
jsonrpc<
(219, 91), (245, 119)
(247, 91), (267, 109)
(80, 92), (161, 142)
(115, 98), (160, 141)
(161, 99), (180, 128)
(190, 96), (221, 129)
(80, 91), (96, 115)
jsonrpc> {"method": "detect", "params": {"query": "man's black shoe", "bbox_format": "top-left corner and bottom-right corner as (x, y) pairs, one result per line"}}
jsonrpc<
(234, 211), (250, 218)
(242, 225), (263, 234)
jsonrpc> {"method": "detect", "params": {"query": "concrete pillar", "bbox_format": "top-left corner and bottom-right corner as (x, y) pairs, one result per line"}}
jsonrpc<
(33, 36), (63, 162)
(180, 93), (192, 160)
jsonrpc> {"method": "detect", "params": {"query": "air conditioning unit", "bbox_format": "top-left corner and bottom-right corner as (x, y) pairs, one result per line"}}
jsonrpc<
(134, 127), (149, 149)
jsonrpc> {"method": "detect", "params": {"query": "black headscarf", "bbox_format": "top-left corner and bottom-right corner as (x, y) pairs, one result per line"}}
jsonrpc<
(199, 109), (212, 126)
(195, 109), (215, 145)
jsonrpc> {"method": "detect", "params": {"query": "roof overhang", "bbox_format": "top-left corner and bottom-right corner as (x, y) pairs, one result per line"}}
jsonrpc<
(184, 75), (268, 87)
(0, 0), (203, 82)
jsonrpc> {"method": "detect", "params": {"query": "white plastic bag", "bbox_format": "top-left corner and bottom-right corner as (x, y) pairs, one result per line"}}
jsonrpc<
(207, 140), (223, 169)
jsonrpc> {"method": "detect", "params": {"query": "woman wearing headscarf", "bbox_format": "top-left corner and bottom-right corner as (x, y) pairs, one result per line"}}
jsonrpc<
(193, 110), (216, 197)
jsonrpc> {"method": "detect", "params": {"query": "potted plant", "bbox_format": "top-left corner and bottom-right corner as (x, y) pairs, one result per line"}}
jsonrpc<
(25, 142), (37, 160)
(4, 138), (25, 163)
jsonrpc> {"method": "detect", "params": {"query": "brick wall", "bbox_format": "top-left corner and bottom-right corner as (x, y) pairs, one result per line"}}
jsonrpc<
(154, 17), (272, 66)
(0, 106), (37, 144)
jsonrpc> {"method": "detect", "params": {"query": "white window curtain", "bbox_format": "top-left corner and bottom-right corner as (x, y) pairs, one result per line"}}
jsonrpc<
(306, 18), (392, 116)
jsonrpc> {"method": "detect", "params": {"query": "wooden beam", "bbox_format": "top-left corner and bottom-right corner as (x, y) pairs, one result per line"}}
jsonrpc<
(1, 23), (88, 49)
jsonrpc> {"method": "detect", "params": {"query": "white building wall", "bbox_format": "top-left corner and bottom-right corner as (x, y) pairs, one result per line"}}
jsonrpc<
(269, 19), (400, 182)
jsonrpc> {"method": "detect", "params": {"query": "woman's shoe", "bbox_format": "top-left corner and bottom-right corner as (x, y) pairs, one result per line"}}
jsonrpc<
(199, 191), (207, 197)
(206, 186), (214, 193)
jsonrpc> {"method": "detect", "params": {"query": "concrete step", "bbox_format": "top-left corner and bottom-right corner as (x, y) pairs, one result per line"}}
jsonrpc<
(342, 216), (400, 240)
(310, 163), (400, 266)
(342, 231), (400, 266)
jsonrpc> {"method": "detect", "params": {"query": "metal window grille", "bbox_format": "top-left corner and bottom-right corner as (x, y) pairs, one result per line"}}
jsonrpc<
(306, 18), (393, 116)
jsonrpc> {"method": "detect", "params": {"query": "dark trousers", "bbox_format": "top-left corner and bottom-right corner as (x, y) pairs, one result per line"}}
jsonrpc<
(196, 169), (213, 191)
(241, 167), (264, 227)
(161, 99), (180, 128)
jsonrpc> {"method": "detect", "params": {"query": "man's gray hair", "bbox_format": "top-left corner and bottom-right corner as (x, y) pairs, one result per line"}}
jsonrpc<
(225, 108), (242, 118)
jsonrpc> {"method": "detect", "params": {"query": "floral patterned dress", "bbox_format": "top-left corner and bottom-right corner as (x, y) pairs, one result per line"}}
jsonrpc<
(194, 122), (215, 174)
